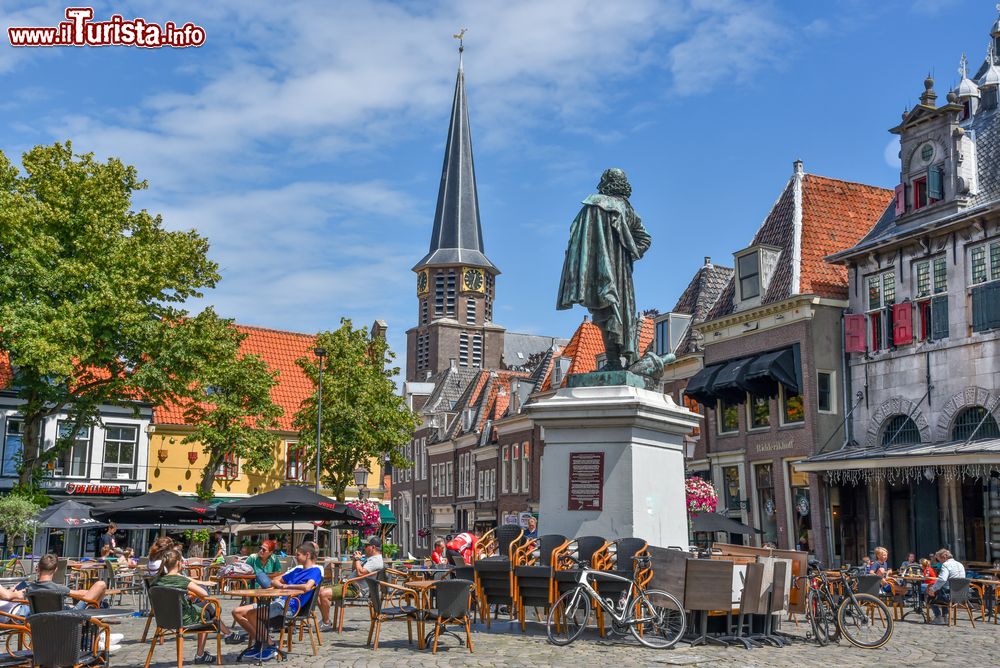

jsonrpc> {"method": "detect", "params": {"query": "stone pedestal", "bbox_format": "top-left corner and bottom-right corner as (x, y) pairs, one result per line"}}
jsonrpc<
(527, 382), (700, 547)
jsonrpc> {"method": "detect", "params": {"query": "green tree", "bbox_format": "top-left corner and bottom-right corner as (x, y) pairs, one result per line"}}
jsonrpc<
(0, 495), (40, 555)
(182, 348), (283, 500)
(0, 142), (238, 488)
(294, 319), (418, 501)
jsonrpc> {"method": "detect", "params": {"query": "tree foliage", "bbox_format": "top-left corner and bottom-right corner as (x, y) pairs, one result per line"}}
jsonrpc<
(0, 495), (40, 552)
(293, 319), (418, 501)
(182, 347), (283, 499)
(0, 142), (239, 488)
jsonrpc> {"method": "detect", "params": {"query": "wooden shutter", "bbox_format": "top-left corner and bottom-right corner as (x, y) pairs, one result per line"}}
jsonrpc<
(928, 166), (944, 200)
(884, 305), (895, 348)
(844, 314), (866, 353)
(975, 282), (1000, 332)
(930, 295), (949, 340)
(892, 302), (913, 345)
(894, 184), (906, 215)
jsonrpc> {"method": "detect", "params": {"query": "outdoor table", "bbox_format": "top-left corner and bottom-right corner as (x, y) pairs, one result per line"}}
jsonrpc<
(969, 578), (1000, 621)
(406, 579), (437, 650)
(404, 567), (453, 581)
(217, 573), (256, 594)
(76, 607), (135, 620)
(224, 588), (300, 664)
(894, 575), (936, 621)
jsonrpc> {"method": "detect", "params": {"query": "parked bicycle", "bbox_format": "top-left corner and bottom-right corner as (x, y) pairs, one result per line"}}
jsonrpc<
(545, 554), (686, 649)
(798, 561), (893, 649)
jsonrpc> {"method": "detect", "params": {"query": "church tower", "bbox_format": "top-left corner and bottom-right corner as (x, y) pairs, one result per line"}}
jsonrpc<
(406, 42), (504, 382)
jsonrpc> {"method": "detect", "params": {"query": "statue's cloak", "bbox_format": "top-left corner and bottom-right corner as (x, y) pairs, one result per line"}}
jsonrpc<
(557, 194), (651, 363)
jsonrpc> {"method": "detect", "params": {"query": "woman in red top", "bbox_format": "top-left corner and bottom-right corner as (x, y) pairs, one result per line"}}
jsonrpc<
(429, 539), (447, 565)
(919, 557), (937, 597)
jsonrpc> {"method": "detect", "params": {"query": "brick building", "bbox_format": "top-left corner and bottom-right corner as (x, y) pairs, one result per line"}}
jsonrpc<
(683, 161), (891, 563)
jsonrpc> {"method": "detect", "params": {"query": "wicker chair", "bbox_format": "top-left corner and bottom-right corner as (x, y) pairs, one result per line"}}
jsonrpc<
(143, 586), (223, 667)
(551, 536), (611, 636)
(271, 583), (322, 656)
(473, 525), (525, 627)
(365, 571), (418, 650)
(26, 590), (99, 615)
(425, 579), (475, 654)
(0, 616), (31, 668)
(513, 535), (568, 631)
(28, 611), (110, 668)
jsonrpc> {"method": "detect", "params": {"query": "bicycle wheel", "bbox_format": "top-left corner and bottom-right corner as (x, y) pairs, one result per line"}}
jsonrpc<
(837, 593), (893, 649)
(807, 590), (830, 646)
(546, 587), (592, 646)
(629, 588), (686, 649)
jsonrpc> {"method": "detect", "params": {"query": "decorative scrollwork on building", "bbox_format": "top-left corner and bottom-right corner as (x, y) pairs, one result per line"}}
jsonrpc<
(865, 396), (931, 448)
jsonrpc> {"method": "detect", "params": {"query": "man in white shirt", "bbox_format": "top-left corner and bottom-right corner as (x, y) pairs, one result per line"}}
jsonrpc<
(928, 548), (966, 624)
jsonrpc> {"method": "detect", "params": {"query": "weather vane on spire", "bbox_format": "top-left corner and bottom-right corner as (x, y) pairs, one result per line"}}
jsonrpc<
(453, 28), (467, 53)
(960, 53), (969, 79)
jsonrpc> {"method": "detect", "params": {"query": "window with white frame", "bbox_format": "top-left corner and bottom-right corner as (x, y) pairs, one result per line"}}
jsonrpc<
(866, 270), (895, 351)
(489, 469), (496, 500)
(446, 461), (453, 495)
(501, 445), (509, 493)
(214, 451), (239, 481)
(817, 371), (835, 413)
(431, 464), (439, 496)
(914, 256), (947, 297)
(737, 251), (760, 300)
(103, 424), (138, 479)
(458, 452), (465, 496)
(511, 443), (521, 493)
(969, 240), (1000, 285)
(2, 418), (23, 478)
(521, 442), (531, 493)
(54, 421), (90, 478)
(421, 438), (428, 479)
(478, 470), (484, 500)
(285, 441), (306, 481)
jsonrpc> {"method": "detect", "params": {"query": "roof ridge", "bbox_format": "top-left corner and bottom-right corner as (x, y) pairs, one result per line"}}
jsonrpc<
(235, 323), (315, 338)
(803, 172), (893, 193)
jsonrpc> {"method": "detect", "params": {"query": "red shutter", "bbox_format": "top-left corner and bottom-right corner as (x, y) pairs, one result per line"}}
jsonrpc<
(892, 302), (913, 346)
(844, 314), (867, 353)
(894, 183), (906, 216)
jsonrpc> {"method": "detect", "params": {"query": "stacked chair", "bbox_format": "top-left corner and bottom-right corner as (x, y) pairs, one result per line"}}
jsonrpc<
(551, 536), (611, 636)
(512, 534), (569, 631)
(472, 524), (525, 627)
(590, 538), (650, 637)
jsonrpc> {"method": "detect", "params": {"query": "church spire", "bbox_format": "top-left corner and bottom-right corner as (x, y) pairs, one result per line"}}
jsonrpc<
(413, 32), (498, 273)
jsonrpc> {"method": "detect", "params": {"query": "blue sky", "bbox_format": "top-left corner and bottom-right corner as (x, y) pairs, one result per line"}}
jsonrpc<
(1, 1), (996, 373)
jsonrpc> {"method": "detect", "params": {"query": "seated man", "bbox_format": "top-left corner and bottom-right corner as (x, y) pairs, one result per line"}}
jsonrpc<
(27, 554), (108, 610)
(429, 538), (448, 566)
(229, 542), (322, 661)
(317, 537), (384, 631)
(927, 548), (965, 625)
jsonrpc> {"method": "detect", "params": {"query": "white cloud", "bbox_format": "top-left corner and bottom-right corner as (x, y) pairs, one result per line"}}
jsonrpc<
(4, 0), (798, 351)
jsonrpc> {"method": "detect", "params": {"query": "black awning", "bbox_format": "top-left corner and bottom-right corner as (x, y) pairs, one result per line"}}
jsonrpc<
(744, 347), (798, 397)
(685, 364), (723, 404)
(710, 358), (754, 402)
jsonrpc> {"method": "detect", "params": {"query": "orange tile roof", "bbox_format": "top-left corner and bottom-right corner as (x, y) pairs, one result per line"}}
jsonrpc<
(539, 316), (655, 390)
(799, 174), (894, 299)
(156, 324), (316, 430)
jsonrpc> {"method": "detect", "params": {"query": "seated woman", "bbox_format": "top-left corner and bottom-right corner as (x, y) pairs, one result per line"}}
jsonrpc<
(244, 540), (283, 588)
(152, 549), (232, 665)
(146, 536), (176, 577)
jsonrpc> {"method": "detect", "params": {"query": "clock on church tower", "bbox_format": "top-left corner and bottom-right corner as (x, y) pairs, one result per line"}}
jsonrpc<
(462, 266), (485, 293)
(416, 270), (429, 296)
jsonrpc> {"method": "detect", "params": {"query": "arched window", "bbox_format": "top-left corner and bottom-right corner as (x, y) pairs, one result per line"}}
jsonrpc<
(951, 406), (1000, 441)
(881, 415), (921, 446)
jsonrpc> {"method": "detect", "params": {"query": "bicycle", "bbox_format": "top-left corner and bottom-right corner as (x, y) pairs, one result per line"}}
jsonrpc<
(0, 557), (25, 579)
(545, 554), (686, 649)
(798, 561), (893, 650)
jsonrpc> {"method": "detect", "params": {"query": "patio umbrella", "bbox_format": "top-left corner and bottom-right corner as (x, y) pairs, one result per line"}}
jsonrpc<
(35, 500), (107, 530)
(690, 512), (764, 535)
(91, 490), (217, 528)
(216, 485), (363, 547)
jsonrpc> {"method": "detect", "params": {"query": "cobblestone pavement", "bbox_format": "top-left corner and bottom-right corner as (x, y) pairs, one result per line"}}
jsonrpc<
(108, 598), (1000, 668)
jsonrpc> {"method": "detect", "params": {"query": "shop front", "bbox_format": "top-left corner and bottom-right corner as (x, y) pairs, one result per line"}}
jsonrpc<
(797, 438), (1000, 566)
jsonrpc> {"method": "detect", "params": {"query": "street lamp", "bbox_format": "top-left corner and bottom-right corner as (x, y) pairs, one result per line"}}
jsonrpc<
(313, 347), (327, 495)
(354, 465), (370, 501)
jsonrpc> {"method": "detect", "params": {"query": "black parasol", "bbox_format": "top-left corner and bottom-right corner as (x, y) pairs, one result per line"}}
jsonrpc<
(216, 485), (363, 544)
(91, 490), (216, 526)
(35, 500), (107, 530)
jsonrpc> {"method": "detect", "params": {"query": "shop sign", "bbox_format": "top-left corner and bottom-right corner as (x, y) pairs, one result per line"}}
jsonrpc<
(568, 452), (603, 511)
(755, 439), (793, 454)
(501, 512), (519, 526)
(65, 483), (126, 495)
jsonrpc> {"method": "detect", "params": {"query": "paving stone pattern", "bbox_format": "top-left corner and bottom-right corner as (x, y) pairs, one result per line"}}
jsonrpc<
(111, 598), (1000, 668)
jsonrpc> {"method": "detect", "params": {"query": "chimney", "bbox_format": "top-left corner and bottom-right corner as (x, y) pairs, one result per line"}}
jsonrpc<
(704, 256), (712, 267)
(449, 358), (457, 372)
(793, 159), (804, 175)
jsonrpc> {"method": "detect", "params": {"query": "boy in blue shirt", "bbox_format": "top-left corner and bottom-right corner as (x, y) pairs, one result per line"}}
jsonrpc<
(230, 542), (322, 660)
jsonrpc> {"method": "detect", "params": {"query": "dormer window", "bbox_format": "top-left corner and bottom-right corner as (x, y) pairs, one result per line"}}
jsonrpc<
(654, 313), (693, 356)
(912, 165), (943, 210)
(738, 252), (760, 300)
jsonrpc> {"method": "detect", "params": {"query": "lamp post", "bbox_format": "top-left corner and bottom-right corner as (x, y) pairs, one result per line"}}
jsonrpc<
(354, 465), (369, 501)
(313, 347), (327, 546)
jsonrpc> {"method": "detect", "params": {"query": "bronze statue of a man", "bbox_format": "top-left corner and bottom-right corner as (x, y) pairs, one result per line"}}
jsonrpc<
(557, 168), (651, 370)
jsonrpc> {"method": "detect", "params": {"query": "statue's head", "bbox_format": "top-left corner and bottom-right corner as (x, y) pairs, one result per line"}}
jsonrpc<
(597, 168), (631, 199)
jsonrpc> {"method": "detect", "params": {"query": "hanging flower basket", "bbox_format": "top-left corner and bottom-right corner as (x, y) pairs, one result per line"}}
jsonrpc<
(346, 499), (382, 537)
(187, 451), (199, 464)
(685, 476), (719, 515)
(157, 449), (169, 463)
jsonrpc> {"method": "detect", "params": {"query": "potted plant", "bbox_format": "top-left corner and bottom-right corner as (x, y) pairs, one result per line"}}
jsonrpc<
(382, 542), (399, 560)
